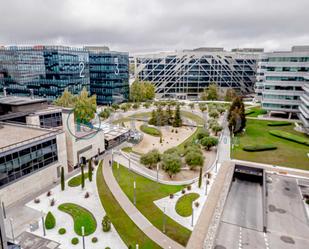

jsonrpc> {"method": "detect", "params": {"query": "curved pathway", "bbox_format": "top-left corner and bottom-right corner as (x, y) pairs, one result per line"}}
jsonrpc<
(102, 154), (185, 249)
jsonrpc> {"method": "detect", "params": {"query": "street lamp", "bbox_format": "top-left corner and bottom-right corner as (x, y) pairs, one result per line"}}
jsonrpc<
(81, 226), (85, 249)
(156, 164), (159, 182)
(205, 175), (208, 196)
(129, 153), (131, 170)
(136, 244), (139, 249)
(9, 218), (14, 243)
(191, 206), (194, 227)
(111, 149), (114, 167)
(162, 206), (166, 233)
(117, 162), (120, 179)
(41, 211), (46, 236)
(133, 181), (136, 206)
(2, 201), (6, 219)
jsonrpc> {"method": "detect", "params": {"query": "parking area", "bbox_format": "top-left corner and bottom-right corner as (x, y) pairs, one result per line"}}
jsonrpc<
(214, 172), (309, 249)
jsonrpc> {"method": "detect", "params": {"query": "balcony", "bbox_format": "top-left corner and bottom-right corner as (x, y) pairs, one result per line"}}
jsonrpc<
(299, 104), (309, 119)
(298, 113), (309, 128)
(263, 61), (309, 68)
(303, 84), (309, 93)
(262, 98), (302, 105)
(300, 94), (309, 106)
(263, 81), (304, 87)
(263, 89), (304, 96)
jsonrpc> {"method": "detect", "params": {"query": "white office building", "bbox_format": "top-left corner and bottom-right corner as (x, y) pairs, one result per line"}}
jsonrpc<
(256, 46), (309, 133)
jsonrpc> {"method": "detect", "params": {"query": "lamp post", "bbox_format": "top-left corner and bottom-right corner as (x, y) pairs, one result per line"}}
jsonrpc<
(129, 153), (131, 170)
(136, 244), (139, 249)
(41, 211), (46, 236)
(9, 218), (15, 243)
(117, 162), (120, 179)
(81, 226), (85, 249)
(156, 164), (159, 182)
(205, 175), (208, 196)
(111, 149), (114, 167)
(191, 207), (194, 227)
(133, 181), (136, 206)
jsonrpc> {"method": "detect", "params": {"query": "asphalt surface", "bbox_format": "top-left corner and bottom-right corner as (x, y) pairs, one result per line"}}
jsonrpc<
(214, 174), (309, 249)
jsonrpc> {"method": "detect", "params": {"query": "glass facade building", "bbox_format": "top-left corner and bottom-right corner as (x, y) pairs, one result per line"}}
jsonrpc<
(135, 48), (262, 99)
(88, 49), (129, 104)
(0, 137), (58, 187)
(0, 46), (90, 100)
(255, 46), (309, 133)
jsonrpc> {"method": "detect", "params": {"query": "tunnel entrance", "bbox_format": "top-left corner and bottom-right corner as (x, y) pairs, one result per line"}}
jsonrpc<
(233, 164), (264, 184)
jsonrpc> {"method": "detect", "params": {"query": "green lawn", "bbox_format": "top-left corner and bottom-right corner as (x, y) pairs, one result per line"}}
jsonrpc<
(140, 124), (162, 136)
(96, 162), (161, 249)
(245, 106), (267, 117)
(175, 193), (200, 217)
(58, 203), (97, 236)
(68, 172), (89, 187)
(112, 163), (191, 246)
(232, 119), (309, 170)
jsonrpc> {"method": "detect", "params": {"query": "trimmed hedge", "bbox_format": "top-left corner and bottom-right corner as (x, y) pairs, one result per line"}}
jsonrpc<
(243, 145), (277, 152)
(269, 130), (309, 146)
(45, 211), (56, 230)
(71, 237), (79, 245)
(58, 228), (66, 235)
(267, 121), (291, 127)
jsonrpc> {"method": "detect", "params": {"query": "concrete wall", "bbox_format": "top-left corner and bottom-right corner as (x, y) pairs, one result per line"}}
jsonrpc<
(26, 115), (40, 126)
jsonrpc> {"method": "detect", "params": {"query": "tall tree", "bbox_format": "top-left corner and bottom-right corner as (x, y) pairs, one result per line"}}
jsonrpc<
(54, 88), (76, 107)
(162, 153), (181, 178)
(60, 167), (65, 191)
(225, 88), (237, 101)
(198, 167), (203, 188)
(201, 83), (218, 100)
(81, 164), (85, 189)
(130, 80), (155, 102)
(228, 96), (246, 134)
(74, 87), (97, 125)
(173, 105), (182, 127)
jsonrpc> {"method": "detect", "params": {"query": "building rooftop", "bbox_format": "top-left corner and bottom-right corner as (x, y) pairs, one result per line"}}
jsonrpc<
(0, 96), (47, 106)
(0, 123), (59, 152)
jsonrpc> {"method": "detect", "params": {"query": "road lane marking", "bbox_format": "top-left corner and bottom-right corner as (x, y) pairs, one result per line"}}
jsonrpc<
(264, 232), (270, 249)
(239, 227), (243, 249)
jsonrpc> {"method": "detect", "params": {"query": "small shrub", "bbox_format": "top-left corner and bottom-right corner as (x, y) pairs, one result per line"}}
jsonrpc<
(84, 192), (90, 198)
(50, 198), (55, 206)
(94, 159), (99, 166)
(306, 199), (309, 205)
(71, 237), (79, 245)
(45, 211), (56, 230)
(269, 130), (309, 146)
(91, 237), (98, 243)
(102, 215), (111, 232)
(181, 189), (186, 194)
(195, 202), (200, 208)
(47, 191), (52, 197)
(207, 172), (212, 179)
(170, 193), (174, 199)
(187, 185), (192, 191)
(243, 145), (277, 152)
(105, 247), (111, 249)
(34, 198), (40, 204)
(58, 228), (66, 235)
(175, 130), (178, 133)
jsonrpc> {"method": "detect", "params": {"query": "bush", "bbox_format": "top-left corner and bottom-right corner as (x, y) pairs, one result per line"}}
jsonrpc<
(102, 215), (111, 232)
(164, 147), (180, 156)
(267, 121), (292, 126)
(84, 192), (90, 198)
(140, 124), (161, 136)
(194, 202), (200, 208)
(58, 228), (66, 235)
(34, 198), (40, 204)
(184, 144), (202, 155)
(45, 211), (56, 230)
(105, 247), (111, 249)
(170, 193), (174, 199)
(71, 237), (79, 245)
(91, 237), (98, 243)
(209, 110), (219, 119)
(269, 130), (309, 146)
(187, 185), (191, 191)
(243, 145), (277, 152)
(182, 189), (186, 194)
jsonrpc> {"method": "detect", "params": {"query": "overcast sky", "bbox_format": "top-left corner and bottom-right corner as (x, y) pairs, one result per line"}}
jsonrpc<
(1, 0), (308, 53)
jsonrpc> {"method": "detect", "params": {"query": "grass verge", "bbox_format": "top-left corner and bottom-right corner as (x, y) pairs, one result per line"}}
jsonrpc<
(140, 124), (162, 136)
(68, 173), (89, 187)
(96, 161), (161, 249)
(269, 130), (309, 146)
(112, 163), (191, 246)
(58, 203), (97, 236)
(175, 193), (200, 217)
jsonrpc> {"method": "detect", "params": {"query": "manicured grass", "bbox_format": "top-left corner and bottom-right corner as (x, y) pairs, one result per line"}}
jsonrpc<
(112, 163), (191, 246)
(232, 119), (309, 170)
(245, 106), (267, 117)
(269, 130), (309, 146)
(175, 193), (200, 217)
(121, 147), (133, 153)
(58, 203), (97, 236)
(113, 112), (151, 124)
(68, 172), (89, 187)
(140, 124), (162, 137)
(96, 162), (161, 249)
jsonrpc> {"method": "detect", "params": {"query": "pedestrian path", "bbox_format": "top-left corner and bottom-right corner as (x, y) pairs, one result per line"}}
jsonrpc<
(102, 154), (185, 249)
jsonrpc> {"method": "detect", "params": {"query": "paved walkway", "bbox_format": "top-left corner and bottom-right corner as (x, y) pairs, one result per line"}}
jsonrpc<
(102, 154), (185, 249)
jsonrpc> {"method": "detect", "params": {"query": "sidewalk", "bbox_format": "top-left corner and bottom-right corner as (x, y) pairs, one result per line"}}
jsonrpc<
(102, 154), (185, 249)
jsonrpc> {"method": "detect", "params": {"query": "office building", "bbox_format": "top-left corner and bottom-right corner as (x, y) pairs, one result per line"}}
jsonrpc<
(86, 47), (129, 105)
(256, 46), (309, 133)
(0, 46), (90, 100)
(134, 48), (262, 99)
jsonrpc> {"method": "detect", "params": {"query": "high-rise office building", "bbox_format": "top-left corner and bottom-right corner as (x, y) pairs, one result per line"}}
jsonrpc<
(256, 46), (309, 133)
(0, 46), (90, 100)
(134, 48), (262, 99)
(86, 47), (129, 104)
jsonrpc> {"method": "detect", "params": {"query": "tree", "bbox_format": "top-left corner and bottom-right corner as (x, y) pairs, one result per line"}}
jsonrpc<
(74, 87), (97, 125)
(99, 108), (112, 120)
(189, 103), (195, 109)
(173, 105), (182, 127)
(201, 83), (218, 100)
(225, 88), (237, 102)
(143, 102), (151, 109)
(209, 110), (219, 119)
(54, 88), (76, 107)
(212, 124), (223, 136)
(198, 167), (203, 188)
(162, 153), (181, 178)
(166, 105), (173, 125)
(81, 164), (85, 189)
(60, 167), (65, 191)
(111, 103), (119, 111)
(228, 96), (246, 134)
(199, 103), (207, 112)
(45, 211), (56, 229)
(102, 215), (111, 232)
(120, 104), (128, 112)
(130, 80), (155, 102)
(197, 128), (209, 140)
(201, 136), (218, 150)
(88, 160), (93, 182)
(140, 149), (161, 169)
(185, 151), (204, 170)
